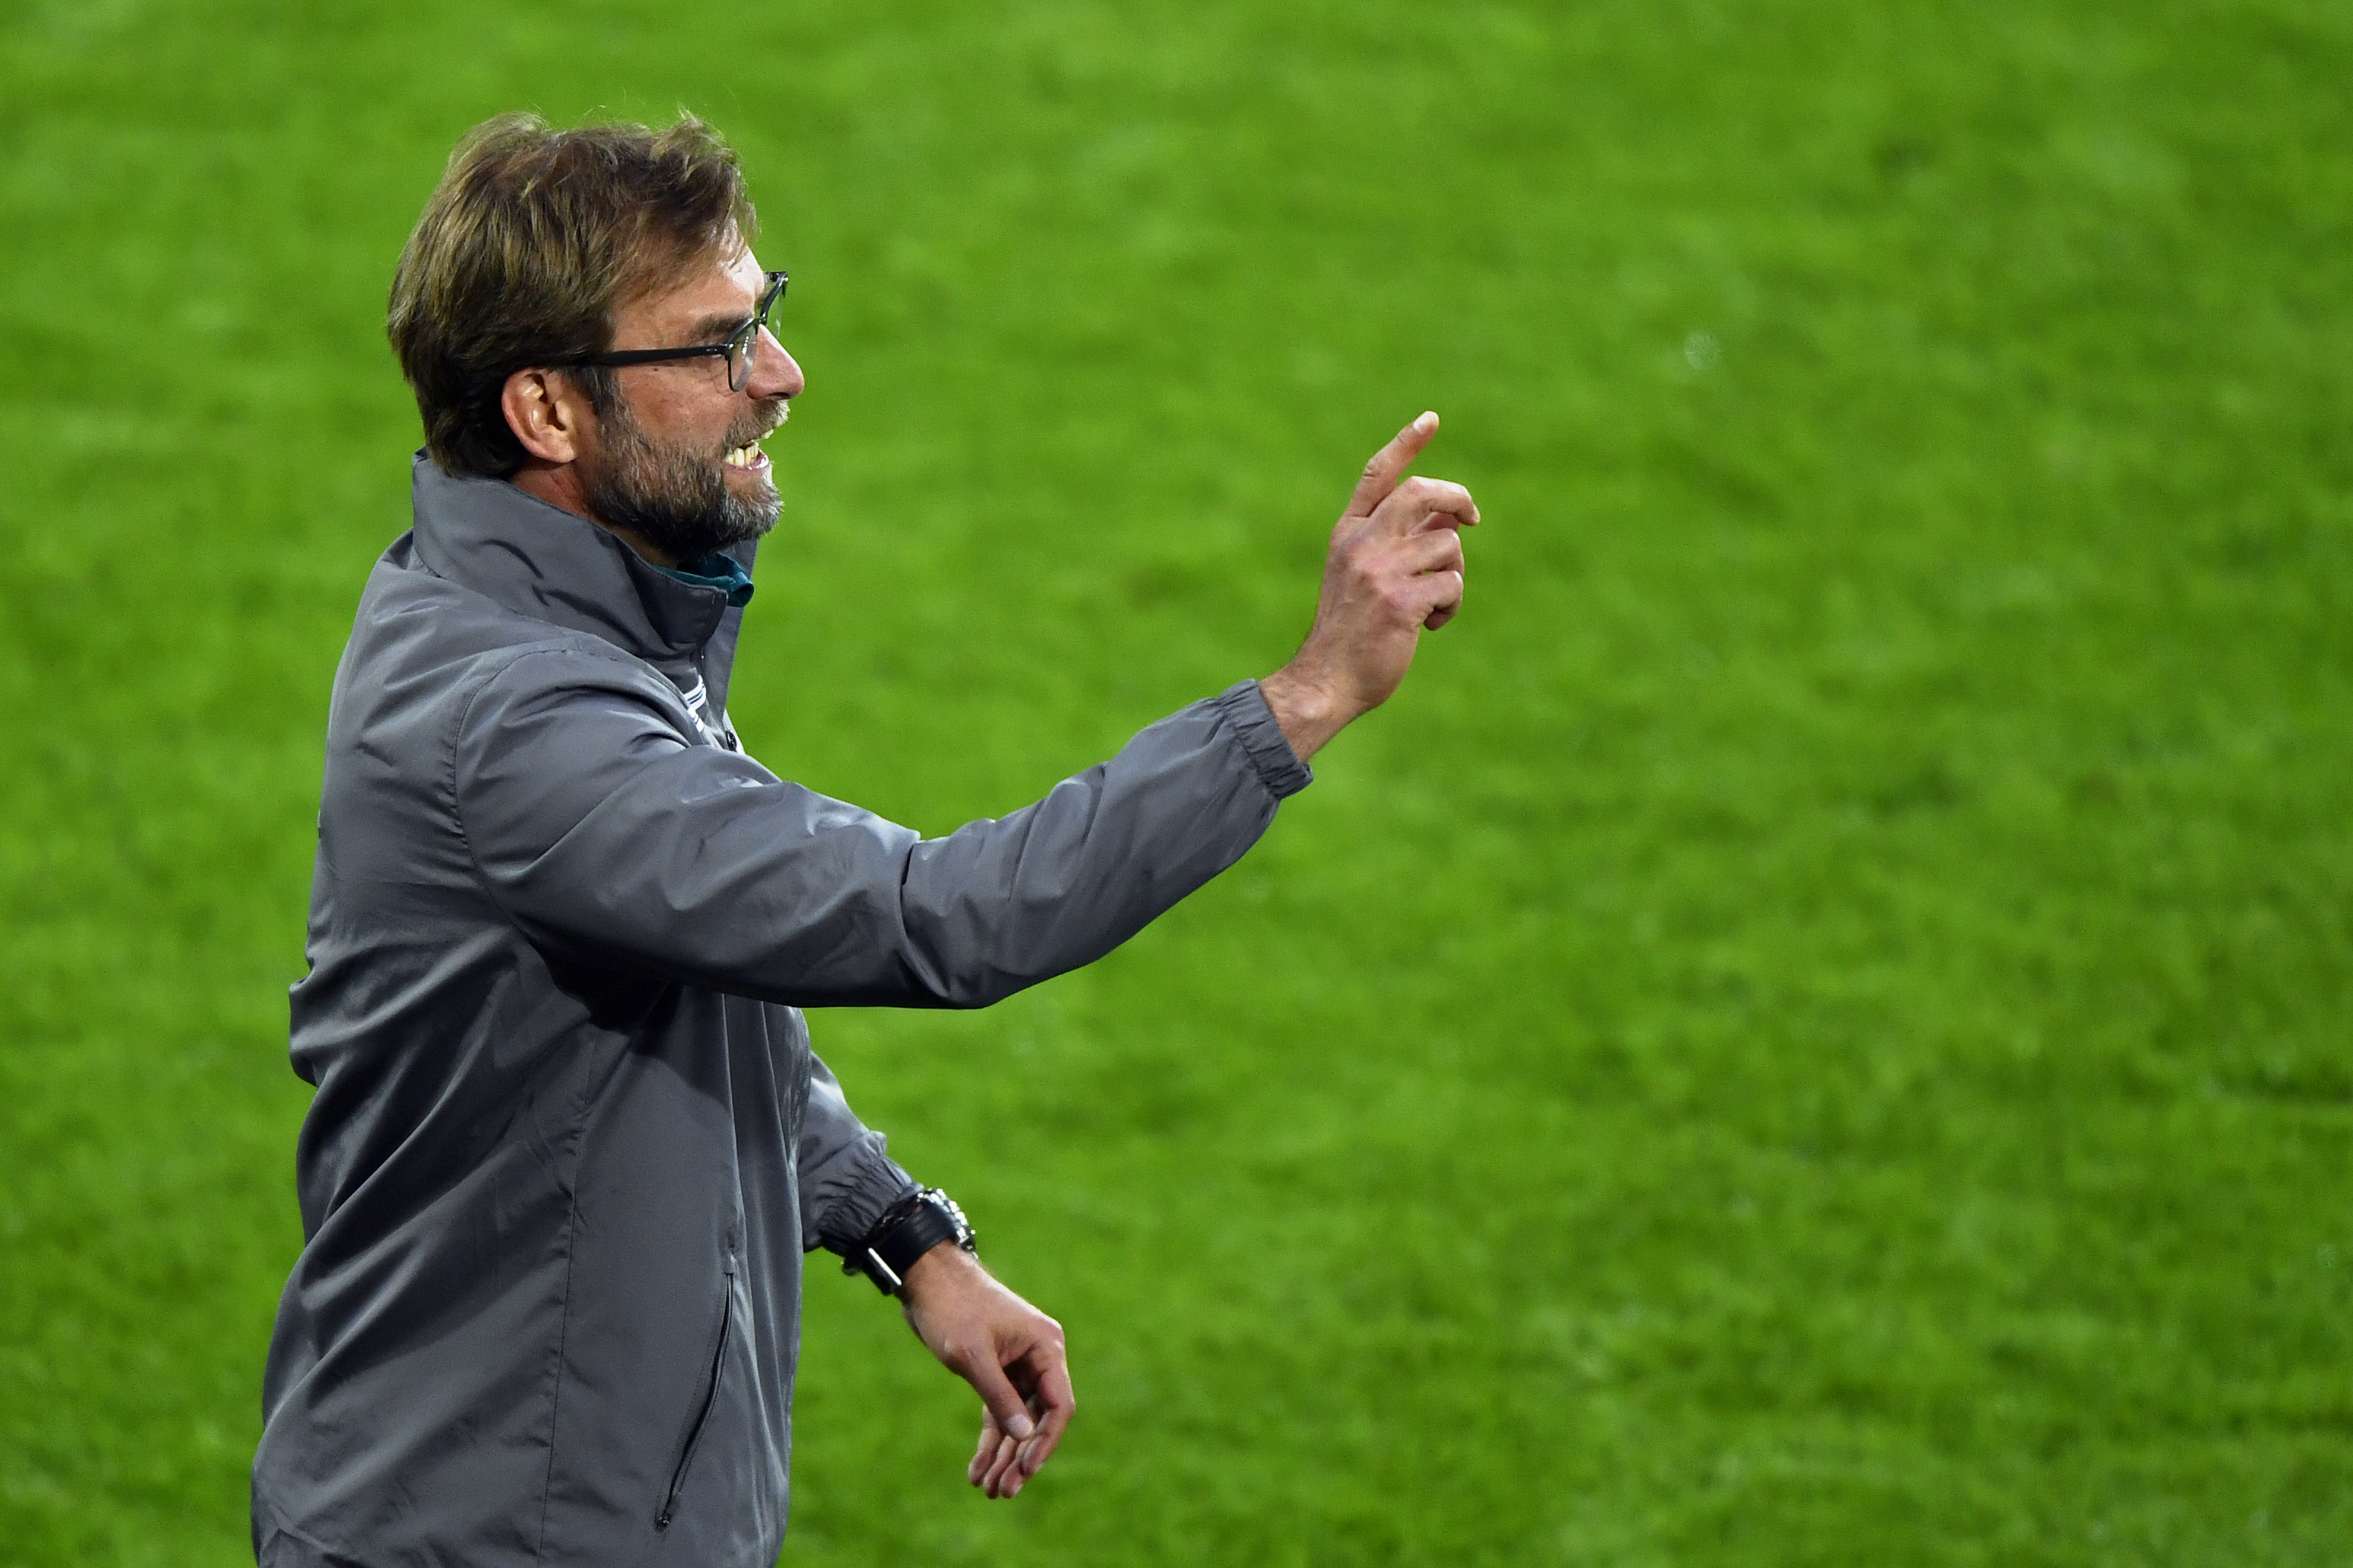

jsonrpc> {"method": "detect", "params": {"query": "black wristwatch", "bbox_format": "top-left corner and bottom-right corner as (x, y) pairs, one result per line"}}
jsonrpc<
(844, 1187), (977, 1296)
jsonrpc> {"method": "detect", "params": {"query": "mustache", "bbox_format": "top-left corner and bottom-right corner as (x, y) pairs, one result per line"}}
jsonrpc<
(727, 397), (790, 449)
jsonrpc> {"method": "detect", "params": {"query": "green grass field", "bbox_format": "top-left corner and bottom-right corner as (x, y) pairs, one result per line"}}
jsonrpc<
(4, 1), (2351, 1562)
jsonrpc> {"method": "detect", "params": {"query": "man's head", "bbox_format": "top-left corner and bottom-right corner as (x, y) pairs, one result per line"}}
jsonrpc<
(389, 113), (802, 563)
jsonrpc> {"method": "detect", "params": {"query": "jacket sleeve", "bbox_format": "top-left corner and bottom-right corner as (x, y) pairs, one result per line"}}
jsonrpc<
(797, 1050), (918, 1255)
(449, 647), (1311, 1007)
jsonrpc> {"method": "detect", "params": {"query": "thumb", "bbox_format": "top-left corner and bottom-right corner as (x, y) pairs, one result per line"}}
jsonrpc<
(962, 1352), (1037, 1441)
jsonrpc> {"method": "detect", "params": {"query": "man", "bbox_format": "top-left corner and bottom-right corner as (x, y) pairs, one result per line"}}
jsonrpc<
(254, 112), (1476, 1566)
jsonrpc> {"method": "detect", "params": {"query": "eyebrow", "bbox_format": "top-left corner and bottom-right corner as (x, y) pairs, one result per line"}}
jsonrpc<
(686, 310), (753, 343)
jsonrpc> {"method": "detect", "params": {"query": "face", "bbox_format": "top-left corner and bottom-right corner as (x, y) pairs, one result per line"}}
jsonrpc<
(573, 245), (805, 564)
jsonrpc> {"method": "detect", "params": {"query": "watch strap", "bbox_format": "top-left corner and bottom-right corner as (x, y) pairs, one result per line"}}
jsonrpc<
(845, 1189), (975, 1296)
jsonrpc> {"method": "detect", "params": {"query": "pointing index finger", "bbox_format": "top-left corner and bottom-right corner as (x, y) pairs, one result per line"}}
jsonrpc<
(1346, 411), (1439, 518)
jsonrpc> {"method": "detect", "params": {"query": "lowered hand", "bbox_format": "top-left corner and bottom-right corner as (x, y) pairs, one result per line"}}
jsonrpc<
(897, 1245), (1073, 1500)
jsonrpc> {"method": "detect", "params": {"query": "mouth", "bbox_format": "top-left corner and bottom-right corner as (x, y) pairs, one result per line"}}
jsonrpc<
(723, 400), (788, 476)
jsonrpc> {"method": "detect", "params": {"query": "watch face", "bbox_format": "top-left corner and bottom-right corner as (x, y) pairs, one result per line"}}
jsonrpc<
(930, 1189), (976, 1249)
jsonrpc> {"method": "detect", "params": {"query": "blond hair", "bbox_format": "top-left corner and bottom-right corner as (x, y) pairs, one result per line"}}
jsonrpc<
(387, 112), (758, 476)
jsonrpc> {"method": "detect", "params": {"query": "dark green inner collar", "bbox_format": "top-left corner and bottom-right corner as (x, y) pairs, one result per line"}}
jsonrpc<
(655, 553), (755, 607)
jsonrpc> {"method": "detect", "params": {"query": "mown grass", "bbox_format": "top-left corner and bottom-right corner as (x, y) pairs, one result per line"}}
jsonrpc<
(2, 0), (2349, 1563)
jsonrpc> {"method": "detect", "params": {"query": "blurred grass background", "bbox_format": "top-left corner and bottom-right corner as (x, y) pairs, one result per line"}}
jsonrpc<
(3, 0), (2351, 1562)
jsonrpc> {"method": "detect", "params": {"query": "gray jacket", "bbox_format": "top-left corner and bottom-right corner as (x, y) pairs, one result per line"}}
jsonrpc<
(253, 456), (1311, 1566)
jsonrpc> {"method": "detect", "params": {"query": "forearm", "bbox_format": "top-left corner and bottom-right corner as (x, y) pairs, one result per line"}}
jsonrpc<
(798, 1051), (919, 1254)
(878, 679), (1309, 1006)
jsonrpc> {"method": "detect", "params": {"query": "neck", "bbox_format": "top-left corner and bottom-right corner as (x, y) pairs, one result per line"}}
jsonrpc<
(507, 460), (679, 567)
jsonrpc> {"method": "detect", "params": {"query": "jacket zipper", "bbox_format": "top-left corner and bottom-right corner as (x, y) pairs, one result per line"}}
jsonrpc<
(656, 1274), (736, 1530)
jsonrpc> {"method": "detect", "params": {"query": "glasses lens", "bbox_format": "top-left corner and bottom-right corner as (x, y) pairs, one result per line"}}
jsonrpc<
(728, 327), (755, 391)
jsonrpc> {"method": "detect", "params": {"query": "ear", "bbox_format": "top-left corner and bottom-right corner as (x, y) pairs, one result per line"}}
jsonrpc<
(501, 368), (593, 466)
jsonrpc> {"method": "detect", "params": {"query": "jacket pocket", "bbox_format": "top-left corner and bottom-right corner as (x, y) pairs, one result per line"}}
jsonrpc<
(656, 1260), (736, 1530)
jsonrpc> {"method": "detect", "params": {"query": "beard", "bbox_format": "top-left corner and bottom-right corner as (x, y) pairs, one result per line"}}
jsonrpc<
(579, 392), (785, 565)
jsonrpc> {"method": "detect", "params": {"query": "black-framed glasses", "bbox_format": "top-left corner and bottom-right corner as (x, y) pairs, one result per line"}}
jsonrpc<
(563, 269), (787, 392)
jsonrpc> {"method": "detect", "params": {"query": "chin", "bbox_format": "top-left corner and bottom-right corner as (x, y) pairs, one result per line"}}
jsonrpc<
(718, 494), (781, 547)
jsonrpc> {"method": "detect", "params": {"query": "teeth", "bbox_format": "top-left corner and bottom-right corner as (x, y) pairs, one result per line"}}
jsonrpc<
(725, 444), (759, 468)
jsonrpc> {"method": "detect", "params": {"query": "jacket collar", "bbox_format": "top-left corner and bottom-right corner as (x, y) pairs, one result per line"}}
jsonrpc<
(406, 452), (756, 671)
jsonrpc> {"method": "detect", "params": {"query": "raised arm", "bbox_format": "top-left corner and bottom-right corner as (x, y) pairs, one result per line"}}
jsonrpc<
(452, 414), (1474, 1007)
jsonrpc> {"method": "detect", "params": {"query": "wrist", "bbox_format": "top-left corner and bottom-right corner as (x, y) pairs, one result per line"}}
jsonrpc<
(1257, 666), (1351, 763)
(897, 1240), (986, 1302)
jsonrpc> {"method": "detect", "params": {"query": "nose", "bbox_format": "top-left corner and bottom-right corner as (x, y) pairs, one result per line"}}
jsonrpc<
(745, 326), (804, 401)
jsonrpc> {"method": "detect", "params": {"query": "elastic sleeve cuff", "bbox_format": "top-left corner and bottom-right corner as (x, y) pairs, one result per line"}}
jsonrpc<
(807, 1140), (921, 1256)
(1214, 679), (1313, 800)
